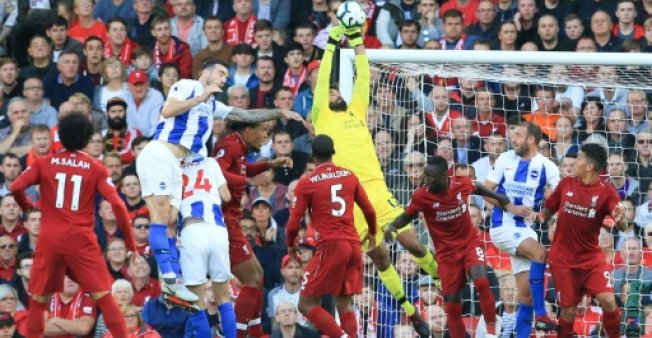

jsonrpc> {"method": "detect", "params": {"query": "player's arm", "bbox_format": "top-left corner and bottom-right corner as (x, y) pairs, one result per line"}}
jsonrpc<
(43, 317), (95, 336)
(98, 170), (138, 252)
(537, 179), (563, 223)
(227, 107), (304, 124)
(161, 81), (221, 118)
(215, 143), (248, 186)
(246, 157), (293, 177)
(345, 26), (370, 120)
(9, 162), (39, 211)
(474, 181), (532, 218)
(211, 158), (232, 203)
(286, 183), (309, 250)
(607, 190), (628, 231)
(384, 211), (417, 244)
(311, 26), (342, 124)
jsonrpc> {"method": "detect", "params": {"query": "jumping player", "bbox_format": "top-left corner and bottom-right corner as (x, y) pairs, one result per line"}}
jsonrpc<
(214, 121), (293, 337)
(137, 58), (302, 305)
(537, 143), (625, 338)
(312, 24), (434, 336)
(178, 156), (236, 338)
(385, 156), (532, 338)
(484, 122), (559, 335)
(11, 112), (138, 338)
(287, 134), (377, 338)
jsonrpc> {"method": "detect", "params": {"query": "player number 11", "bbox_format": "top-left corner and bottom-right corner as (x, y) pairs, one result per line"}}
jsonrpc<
(54, 173), (83, 211)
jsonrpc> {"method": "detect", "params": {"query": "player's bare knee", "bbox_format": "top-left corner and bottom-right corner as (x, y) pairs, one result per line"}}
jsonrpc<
(560, 307), (577, 321)
(298, 297), (317, 315)
(396, 230), (426, 257)
(335, 296), (353, 313)
(367, 244), (391, 271)
(597, 293), (617, 312)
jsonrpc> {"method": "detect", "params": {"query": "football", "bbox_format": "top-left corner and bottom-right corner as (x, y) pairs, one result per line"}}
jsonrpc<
(336, 1), (366, 29)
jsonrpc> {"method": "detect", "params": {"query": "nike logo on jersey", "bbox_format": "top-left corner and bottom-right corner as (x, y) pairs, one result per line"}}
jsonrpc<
(432, 202), (440, 208)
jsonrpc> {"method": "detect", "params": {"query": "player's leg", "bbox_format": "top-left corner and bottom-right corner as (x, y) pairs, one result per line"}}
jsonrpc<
(550, 265), (583, 338)
(468, 264), (497, 336)
(26, 293), (51, 338)
(207, 224), (237, 338)
(180, 223), (213, 337)
(26, 254), (65, 337)
(595, 292), (621, 338)
(299, 295), (346, 337)
(558, 306), (578, 338)
(395, 228), (438, 277)
(439, 262), (468, 338)
(211, 282), (237, 338)
(90, 290), (130, 338)
(229, 232), (264, 338)
(513, 270), (534, 338)
(335, 296), (356, 338)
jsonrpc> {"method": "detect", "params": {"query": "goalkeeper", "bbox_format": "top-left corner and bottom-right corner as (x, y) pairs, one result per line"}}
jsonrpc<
(310, 24), (435, 337)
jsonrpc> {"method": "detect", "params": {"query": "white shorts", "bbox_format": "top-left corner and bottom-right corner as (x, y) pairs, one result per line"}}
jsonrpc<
(489, 226), (538, 274)
(179, 222), (231, 285)
(136, 141), (183, 210)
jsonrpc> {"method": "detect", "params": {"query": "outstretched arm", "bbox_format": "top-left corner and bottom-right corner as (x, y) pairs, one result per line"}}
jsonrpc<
(312, 26), (343, 124)
(384, 212), (417, 243)
(348, 29), (370, 119)
(226, 108), (303, 123)
(475, 182), (532, 218)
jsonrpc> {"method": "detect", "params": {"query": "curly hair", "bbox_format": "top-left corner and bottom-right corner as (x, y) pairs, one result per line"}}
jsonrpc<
(58, 112), (95, 151)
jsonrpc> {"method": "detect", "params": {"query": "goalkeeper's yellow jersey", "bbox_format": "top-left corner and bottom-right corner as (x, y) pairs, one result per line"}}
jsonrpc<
(311, 49), (383, 183)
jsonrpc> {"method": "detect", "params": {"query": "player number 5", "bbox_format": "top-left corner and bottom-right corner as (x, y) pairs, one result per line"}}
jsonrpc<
(331, 184), (345, 217)
(54, 173), (82, 211)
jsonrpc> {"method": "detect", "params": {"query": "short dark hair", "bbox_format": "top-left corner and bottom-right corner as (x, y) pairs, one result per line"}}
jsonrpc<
(564, 13), (582, 24)
(520, 121), (543, 144)
(400, 19), (420, 32)
(273, 130), (292, 142)
(442, 8), (463, 22)
(580, 143), (608, 171)
(84, 35), (104, 48)
(203, 16), (223, 29)
(274, 86), (294, 99)
(426, 155), (449, 173)
(254, 19), (273, 32)
(201, 58), (229, 71)
(534, 85), (555, 95)
(151, 15), (170, 28)
(106, 17), (128, 30)
(231, 43), (256, 57)
(158, 63), (180, 78)
(29, 34), (50, 46)
(47, 15), (69, 29)
(18, 252), (33, 266)
(285, 42), (304, 55)
(59, 50), (80, 61)
(59, 112), (95, 151)
(25, 208), (41, 218)
(256, 56), (275, 66)
(229, 121), (260, 132)
(1, 153), (19, 164)
(293, 22), (315, 35)
(132, 47), (151, 60)
(132, 214), (150, 225)
(31, 124), (51, 136)
(131, 136), (150, 148)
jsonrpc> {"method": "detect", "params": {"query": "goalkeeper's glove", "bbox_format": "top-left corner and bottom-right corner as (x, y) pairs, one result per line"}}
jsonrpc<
(344, 26), (363, 48)
(326, 25), (345, 51)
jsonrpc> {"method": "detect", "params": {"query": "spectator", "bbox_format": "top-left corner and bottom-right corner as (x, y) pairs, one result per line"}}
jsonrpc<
(269, 301), (320, 338)
(43, 51), (94, 110)
(564, 13), (585, 41)
(45, 16), (83, 63)
(104, 17), (138, 66)
(472, 87), (505, 137)
(586, 65), (628, 114)
(103, 97), (141, 164)
(252, 0), (290, 33)
(535, 14), (575, 51)
(247, 160), (288, 212)
(538, 0), (576, 29)
(636, 181), (652, 227)
(266, 255), (310, 328)
(439, 9), (467, 50)
(142, 295), (190, 338)
(93, 0), (134, 24)
(292, 60), (319, 118)
(121, 174), (148, 220)
(16, 208), (37, 255)
(606, 109), (635, 159)
(628, 90), (650, 134)
(131, 215), (151, 256)
(103, 303), (161, 338)
(129, 49), (160, 84)
(280, 43), (306, 95)
(68, 92), (107, 133)
(105, 238), (129, 281)
(45, 276), (96, 337)
(614, 0), (644, 41)
(591, 10), (623, 52)
(84, 131), (105, 161)
(270, 131), (308, 185)
(94, 57), (129, 114)
(292, 22), (322, 64)
(425, 304), (447, 338)
(150, 15), (192, 79)
(629, 130), (652, 197)
(496, 0), (518, 22)
(124, 70), (164, 137)
(375, 0), (418, 48)
(393, 151), (425, 205)
(94, 198), (125, 252)
(151, 64), (179, 100)
(353, 282), (378, 337)
(472, 132), (507, 182)
(22, 78), (56, 128)
(227, 84), (250, 109)
(0, 154), (32, 201)
(578, 97), (607, 143)
(122, 135), (149, 176)
(609, 152), (641, 201)
(12, 252), (31, 309)
(93, 279), (135, 338)
(0, 286), (26, 336)
(614, 238), (652, 302)
(644, 224), (652, 267)
(397, 20), (421, 49)
(466, 1), (498, 46)
(129, 255), (160, 307)
(272, 88), (306, 139)
(441, 0), (479, 26)
(127, 0), (156, 47)
(600, 227), (621, 267)
(196, 0), (234, 21)
(513, 0), (538, 46)
(253, 19), (285, 72)
(552, 116), (578, 161)
(68, 0), (107, 44)
(451, 117), (482, 165)
(642, 18), (652, 52)
(19, 35), (56, 80)
(0, 236), (16, 281)
(80, 36), (105, 86)
(225, 0), (257, 46)
(239, 215), (282, 291)
(227, 43), (258, 89)
(192, 17), (232, 79)
(375, 130), (401, 186)
(249, 56), (276, 109)
(414, 0), (442, 48)
(492, 20), (518, 51)
(170, 0), (207, 56)
(314, 0), (341, 50)
(0, 196), (24, 243)
(0, 59), (21, 119)
(522, 85), (559, 141)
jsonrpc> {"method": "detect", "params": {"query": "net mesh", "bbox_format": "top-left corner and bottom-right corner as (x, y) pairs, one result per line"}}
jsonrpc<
(357, 61), (652, 338)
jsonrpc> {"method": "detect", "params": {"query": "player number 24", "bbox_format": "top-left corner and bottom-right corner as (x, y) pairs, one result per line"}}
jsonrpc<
(54, 173), (83, 211)
(182, 169), (213, 199)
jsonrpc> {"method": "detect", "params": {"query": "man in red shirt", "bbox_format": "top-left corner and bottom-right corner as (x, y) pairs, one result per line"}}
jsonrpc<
(384, 155), (529, 338)
(44, 276), (97, 338)
(538, 143), (625, 338)
(0, 195), (26, 242)
(10, 112), (138, 338)
(214, 121), (292, 338)
(286, 134), (377, 338)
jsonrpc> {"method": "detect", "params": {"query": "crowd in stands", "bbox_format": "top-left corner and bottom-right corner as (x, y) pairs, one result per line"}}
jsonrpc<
(0, 0), (651, 337)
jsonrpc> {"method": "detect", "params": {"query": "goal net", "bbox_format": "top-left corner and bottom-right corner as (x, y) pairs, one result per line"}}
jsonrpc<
(343, 50), (652, 338)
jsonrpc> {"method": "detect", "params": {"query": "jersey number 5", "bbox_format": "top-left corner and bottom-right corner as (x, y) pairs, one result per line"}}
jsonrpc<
(54, 173), (82, 211)
(182, 169), (213, 199)
(331, 184), (345, 217)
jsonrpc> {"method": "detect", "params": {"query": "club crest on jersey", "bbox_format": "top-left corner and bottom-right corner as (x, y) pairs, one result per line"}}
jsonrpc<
(432, 202), (440, 208)
(159, 182), (166, 190)
(529, 170), (539, 179)
(566, 191), (574, 197)
(588, 209), (596, 218)
(591, 195), (599, 207)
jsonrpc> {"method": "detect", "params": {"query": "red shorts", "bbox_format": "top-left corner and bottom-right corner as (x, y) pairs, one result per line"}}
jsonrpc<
(29, 250), (112, 295)
(301, 240), (362, 297)
(439, 244), (487, 296)
(550, 263), (613, 307)
(225, 214), (255, 267)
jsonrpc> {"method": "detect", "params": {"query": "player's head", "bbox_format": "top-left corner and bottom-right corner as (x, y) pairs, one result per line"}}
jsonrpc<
(311, 134), (335, 162)
(424, 156), (449, 193)
(59, 111), (95, 151)
(200, 58), (229, 88)
(575, 143), (608, 177)
(229, 121), (267, 151)
(511, 122), (541, 157)
(328, 84), (348, 112)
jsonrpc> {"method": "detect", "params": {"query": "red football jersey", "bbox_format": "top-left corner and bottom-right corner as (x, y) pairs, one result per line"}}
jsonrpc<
(10, 150), (136, 253)
(405, 176), (479, 263)
(545, 176), (620, 269)
(214, 132), (270, 217)
(287, 163), (376, 246)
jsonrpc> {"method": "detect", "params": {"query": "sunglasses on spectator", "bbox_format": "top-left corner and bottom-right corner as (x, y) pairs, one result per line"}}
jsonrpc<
(0, 244), (16, 250)
(406, 162), (425, 168)
(134, 224), (150, 230)
(638, 139), (652, 144)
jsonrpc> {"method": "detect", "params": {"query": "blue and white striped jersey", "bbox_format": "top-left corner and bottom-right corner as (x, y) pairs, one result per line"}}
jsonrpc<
(179, 157), (228, 229)
(486, 150), (560, 228)
(153, 79), (232, 157)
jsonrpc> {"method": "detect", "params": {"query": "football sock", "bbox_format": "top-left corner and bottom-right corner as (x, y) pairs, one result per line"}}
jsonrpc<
(150, 223), (175, 279)
(305, 306), (346, 338)
(168, 237), (182, 276)
(219, 302), (237, 338)
(96, 293), (128, 338)
(445, 302), (467, 338)
(247, 289), (264, 337)
(413, 250), (438, 278)
(190, 310), (212, 338)
(474, 276), (497, 334)
(529, 261), (547, 316)
(558, 318), (575, 338)
(339, 311), (357, 338)
(515, 304), (533, 338)
(26, 299), (48, 338)
(603, 309), (621, 338)
(235, 287), (259, 338)
(377, 266), (415, 316)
